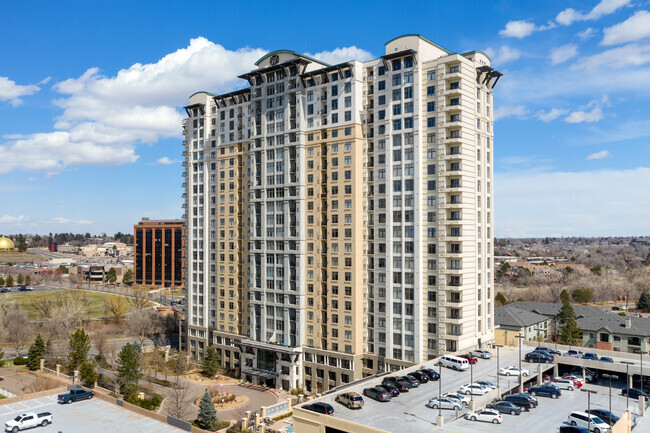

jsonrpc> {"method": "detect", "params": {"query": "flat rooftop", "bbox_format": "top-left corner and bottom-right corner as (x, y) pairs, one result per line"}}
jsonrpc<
(0, 394), (184, 433)
(296, 345), (649, 433)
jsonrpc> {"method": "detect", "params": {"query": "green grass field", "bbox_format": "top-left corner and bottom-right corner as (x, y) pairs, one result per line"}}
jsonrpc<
(5, 289), (132, 320)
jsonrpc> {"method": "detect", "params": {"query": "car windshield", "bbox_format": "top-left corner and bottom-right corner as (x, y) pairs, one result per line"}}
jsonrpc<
(14, 416), (22, 421)
(592, 418), (605, 424)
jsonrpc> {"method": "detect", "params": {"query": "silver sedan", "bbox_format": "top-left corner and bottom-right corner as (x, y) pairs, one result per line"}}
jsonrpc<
(426, 397), (463, 410)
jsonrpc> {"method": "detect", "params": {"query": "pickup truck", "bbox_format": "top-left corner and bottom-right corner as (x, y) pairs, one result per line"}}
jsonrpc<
(4, 412), (52, 432)
(57, 388), (94, 403)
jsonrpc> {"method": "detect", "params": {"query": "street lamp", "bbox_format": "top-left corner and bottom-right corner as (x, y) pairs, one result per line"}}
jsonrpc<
(641, 350), (644, 392)
(438, 362), (443, 419)
(582, 388), (597, 433)
(516, 334), (525, 392)
(494, 344), (504, 392)
(470, 358), (474, 403)
(601, 373), (618, 422)
(622, 361), (634, 411)
(537, 324), (542, 385)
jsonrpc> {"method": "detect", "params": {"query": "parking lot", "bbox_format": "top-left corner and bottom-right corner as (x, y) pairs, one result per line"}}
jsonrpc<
(0, 394), (185, 433)
(443, 379), (635, 433)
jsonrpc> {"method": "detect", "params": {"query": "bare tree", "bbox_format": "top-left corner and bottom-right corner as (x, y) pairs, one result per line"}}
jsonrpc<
(6, 308), (31, 356)
(30, 290), (91, 338)
(93, 328), (109, 361)
(127, 309), (159, 347)
(125, 288), (151, 312)
(0, 297), (18, 327)
(103, 296), (127, 323)
(166, 376), (193, 420)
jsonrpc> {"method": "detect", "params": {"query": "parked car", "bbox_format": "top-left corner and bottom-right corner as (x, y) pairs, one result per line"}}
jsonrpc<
(303, 402), (334, 415)
(419, 368), (440, 381)
(562, 374), (583, 387)
(443, 392), (470, 406)
(399, 375), (420, 388)
(475, 380), (497, 390)
(459, 354), (478, 364)
(622, 388), (650, 400)
(0, 288), (10, 293)
(409, 371), (429, 383)
(376, 384), (399, 397)
(500, 366), (530, 376)
(472, 350), (493, 359)
(57, 387), (94, 404)
(335, 392), (364, 409)
(587, 409), (619, 426)
(582, 353), (599, 361)
(533, 346), (561, 355)
(568, 411), (611, 433)
(18, 286), (33, 292)
(363, 387), (391, 402)
(600, 356), (615, 363)
(426, 397), (462, 410)
(565, 349), (584, 358)
(551, 378), (576, 391)
(459, 383), (490, 396)
(4, 412), (52, 432)
(504, 393), (538, 410)
(559, 427), (590, 433)
(382, 377), (412, 392)
(525, 352), (553, 363)
(527, 384), (561, 398)
(486, 401), (523, 415)
(437, 355), (470, 371)
(465, 409), (502, 424)
(571, 367), (598, 382)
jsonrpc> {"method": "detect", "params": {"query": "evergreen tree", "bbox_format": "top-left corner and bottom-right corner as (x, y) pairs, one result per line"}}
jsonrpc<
(0, 277), (4, 286)
(68, 328), (91, 371)
(117, 343), (142, 392)
(638, 292), (650, 311)
(26, 334), (46, 371)
(571, 288), (594, 304)
(196, 390), (217, 429)
(556, 293), (582, 345)
(0, 347), (4, 367)
(122, 269), (134, 283)
(17, 274), (23, 285)
(494, 292), (508, 306)
(79, 360), (98, 387)
(6, 275), (13, 286)
(58, 265), (69, 274)
(105, 267), (117, 283)
(202, 345), (220, 377)
(25, 275), (31, 285)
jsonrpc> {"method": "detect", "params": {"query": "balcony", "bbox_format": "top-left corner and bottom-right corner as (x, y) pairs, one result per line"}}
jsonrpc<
(444, 68), (462, 80)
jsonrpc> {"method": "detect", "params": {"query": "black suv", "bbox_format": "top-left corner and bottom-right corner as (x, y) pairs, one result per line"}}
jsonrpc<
(527, 385), (561, 398)
(377, 384), (399, 397)
(303, 402), (334, 414)
(622, 388), (650, 400)
(504, 393), (538, 410)
(409, 371), (429, 383)
(419, 368), (440, 381)
(525, 352), (553, 363)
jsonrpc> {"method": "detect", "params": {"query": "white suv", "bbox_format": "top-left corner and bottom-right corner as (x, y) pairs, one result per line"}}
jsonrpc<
(568, 411), (611, 433)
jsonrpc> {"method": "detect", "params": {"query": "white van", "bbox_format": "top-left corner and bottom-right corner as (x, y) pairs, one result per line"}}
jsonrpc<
(568, 411), (610, 433)
(437, 355), (470, 371)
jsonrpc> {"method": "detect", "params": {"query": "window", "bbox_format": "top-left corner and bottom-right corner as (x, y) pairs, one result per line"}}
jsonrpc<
(404, 71), (413, 83)
(378, 80), (386, 90)
(404, 117), (413, 128)
(404, 87), (413, 99)
(378, 110), (386, 120)
(427, 102), (436, 112)
(427, 85), (435, 96)
(393, 119), (402, 130)
(378, 95), (386, 105)
(393, 104), (402, 115)
(427, 70), (435, 80)
(392, 89), (401, 101)
(404, 101), (413, 113)
(427, 117), (436, 128)
(392, 74), (401, 86)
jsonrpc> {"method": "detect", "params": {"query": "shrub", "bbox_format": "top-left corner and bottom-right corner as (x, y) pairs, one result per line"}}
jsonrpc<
(13, 356), (27, 365)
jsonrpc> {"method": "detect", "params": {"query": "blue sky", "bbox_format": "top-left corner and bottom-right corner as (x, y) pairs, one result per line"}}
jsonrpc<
(1, 0), (649, 237)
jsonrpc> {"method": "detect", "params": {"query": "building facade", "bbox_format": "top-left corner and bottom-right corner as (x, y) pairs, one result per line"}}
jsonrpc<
(183, 35), (500, 392)
(133, 218), (185, 287)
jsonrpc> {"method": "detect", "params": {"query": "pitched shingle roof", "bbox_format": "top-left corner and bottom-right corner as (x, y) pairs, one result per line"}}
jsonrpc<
(508, 301), (650, 337)
(495, 304), (549, 328)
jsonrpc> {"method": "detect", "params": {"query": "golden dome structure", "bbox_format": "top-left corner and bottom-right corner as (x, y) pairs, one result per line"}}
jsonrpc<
(0, 236), (15, 250)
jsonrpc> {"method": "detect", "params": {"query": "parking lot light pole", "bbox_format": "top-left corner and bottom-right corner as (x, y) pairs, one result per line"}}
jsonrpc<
(602, 373), (618, 422)
(438, 362), (442, 418)
(641, 351), (644, 392)
(622, 361), (634, 410)
(516, 334), (525, 392)
(582, 389), (597, 433)
(470, 360), (474, 403)
(494, 344), (504, 392)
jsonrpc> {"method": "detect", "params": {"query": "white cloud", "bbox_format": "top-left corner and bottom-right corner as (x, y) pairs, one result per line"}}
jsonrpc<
(494, 105), (529, 121)
(578, 27), (597, 40)
(556, 0), (631, 25)
(0, 215), (28, 224)
(499, 20), (537, 38)
(0, 76), (40, 106)
(49, 217), (92, 225)
(602, 10), (650, 45)
(587, 150), (611, 159)
(565, 106), (604, 123)
(571, 42), (650, 71)
(495, 167), (650, 236)
(536, 108), (569, 122)
(485, 46), (521, 65)
(550, 44), (578, 64)
(156, 156), (177, 165)
(306, 46), (374, 64)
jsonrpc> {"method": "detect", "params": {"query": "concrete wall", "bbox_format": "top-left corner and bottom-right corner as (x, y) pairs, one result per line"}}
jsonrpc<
(611, 410), (631, 433)
(293, 406), (389, 433)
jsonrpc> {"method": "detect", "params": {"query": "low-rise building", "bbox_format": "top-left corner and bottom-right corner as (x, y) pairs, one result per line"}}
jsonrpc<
(494, 304), (551, 345)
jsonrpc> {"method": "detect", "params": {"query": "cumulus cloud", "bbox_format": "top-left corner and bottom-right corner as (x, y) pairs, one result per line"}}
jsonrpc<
(494, 105), (529, 121)
(602, 10), (650, 45)
(536, 108), (569, 122)
(0, 215), (28, 224)
(499, 20), (537, 38)
(566, 107), (604, 123)
(0, 76), (41, 106)
(578, 27), (597, 40)
(156, 156), (177, 165)
(587, 150), (611, 159)
(306, 46), (374, 64)
(556, 0), (631, 25)
(485, 46), (521, 65)
(550, 44), (578, 64)
(496, 167), (650, 236)
(571, 42), (650, 71)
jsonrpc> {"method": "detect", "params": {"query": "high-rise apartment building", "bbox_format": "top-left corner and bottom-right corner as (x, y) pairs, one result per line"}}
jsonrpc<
(134, 218), (185, 287)
(183, 35), (501, 392)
